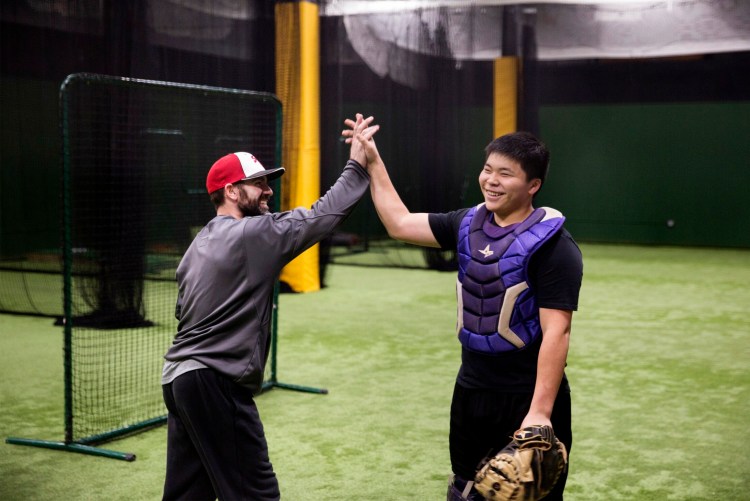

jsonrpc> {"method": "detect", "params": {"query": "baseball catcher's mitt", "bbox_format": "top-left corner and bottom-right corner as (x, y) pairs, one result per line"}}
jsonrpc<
(473, 425), (568, 500)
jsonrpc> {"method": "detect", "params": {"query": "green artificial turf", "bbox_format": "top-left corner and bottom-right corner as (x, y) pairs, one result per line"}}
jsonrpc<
(1, 243), (748, 500)
(564, 245), (750, 500)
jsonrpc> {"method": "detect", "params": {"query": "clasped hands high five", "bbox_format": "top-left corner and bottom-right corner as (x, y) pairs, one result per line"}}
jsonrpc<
(342, 113), (382, 170)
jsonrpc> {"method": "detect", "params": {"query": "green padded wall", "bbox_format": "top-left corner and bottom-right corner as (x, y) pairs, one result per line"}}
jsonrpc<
(538, 102), (750, 248)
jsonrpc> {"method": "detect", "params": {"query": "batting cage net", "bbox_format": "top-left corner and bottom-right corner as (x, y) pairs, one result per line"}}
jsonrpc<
(0, 169), (63, 317)
(8, 73), (282, 460)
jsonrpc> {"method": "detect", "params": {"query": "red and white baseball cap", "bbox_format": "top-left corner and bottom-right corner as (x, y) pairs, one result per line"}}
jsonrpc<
(206, 152), (285, 193)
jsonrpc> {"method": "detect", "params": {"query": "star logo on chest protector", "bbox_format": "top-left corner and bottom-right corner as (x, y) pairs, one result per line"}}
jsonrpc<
(478, 244), (494, 258)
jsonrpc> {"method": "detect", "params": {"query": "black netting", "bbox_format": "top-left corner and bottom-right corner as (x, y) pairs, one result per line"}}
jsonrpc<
(0, 0), (276, 317)
(60, 73), (280, 442)
(317, 3), (750, 271)
(319, 9), (501, 271)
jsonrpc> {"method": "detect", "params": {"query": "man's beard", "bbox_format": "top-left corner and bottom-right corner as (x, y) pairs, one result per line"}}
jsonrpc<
(237, 189), (269, 217)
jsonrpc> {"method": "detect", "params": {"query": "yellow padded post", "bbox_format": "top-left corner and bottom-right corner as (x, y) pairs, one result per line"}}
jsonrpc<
(494, 56), (518, 138)
(276, 0), (321, 292)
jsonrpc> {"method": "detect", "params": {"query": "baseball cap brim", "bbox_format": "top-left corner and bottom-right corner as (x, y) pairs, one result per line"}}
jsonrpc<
(242, 166), (285, 182)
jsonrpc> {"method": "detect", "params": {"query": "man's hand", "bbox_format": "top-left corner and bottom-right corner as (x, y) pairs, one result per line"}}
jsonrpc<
(342, 113), (379, 167)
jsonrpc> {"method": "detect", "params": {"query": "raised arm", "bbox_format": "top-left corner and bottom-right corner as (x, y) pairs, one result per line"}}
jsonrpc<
(258, 115), (382, 262)
(343, 115), (439, 248)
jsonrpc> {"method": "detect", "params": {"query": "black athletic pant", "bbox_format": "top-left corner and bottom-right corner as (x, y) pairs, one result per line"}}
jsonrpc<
(448, 383), (572, 501)
(162, 369), (280, 501)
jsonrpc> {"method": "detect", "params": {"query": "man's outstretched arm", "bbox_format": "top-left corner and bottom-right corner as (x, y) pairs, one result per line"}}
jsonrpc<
(343, 115), (439, 248)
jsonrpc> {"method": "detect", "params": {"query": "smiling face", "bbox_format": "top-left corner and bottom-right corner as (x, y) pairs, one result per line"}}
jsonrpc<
(479, 153), (541, 225)
(236, 176), (273, 217)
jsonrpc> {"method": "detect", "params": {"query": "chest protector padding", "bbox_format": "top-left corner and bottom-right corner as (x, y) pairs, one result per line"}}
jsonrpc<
(456, 205), (564, 354)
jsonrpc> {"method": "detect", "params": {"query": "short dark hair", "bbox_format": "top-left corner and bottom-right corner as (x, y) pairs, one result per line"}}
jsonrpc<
(484, 131), (550, 187)
(209, 179), (254, 209)
(209, 188), (225, 209)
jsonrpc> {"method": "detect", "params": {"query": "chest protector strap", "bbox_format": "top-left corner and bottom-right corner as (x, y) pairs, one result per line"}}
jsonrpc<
(456, 205), (564, 354)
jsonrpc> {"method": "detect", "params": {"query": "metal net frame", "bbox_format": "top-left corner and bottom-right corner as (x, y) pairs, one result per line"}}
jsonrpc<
(7, 73), (299, 460)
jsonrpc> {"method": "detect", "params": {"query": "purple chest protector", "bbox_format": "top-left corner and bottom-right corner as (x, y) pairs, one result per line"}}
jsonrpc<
(456, 205), (564, 354)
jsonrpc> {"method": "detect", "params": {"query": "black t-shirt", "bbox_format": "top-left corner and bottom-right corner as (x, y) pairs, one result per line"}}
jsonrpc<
(428, 208), (583, 392)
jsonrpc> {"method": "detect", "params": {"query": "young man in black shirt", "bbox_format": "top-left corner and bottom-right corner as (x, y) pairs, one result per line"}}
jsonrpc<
(345, 116), (583, 500)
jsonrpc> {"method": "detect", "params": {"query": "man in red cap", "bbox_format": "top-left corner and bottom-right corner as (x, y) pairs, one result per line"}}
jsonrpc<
(161, 115), (379, 500)
(204, 151), (286, 218)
